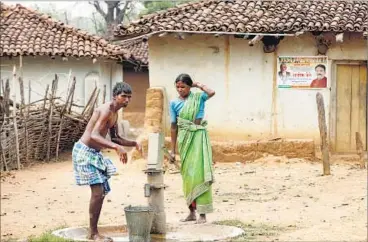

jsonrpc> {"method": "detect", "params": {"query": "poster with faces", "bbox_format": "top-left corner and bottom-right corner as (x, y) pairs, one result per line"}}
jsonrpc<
(277, 56), (328, 89)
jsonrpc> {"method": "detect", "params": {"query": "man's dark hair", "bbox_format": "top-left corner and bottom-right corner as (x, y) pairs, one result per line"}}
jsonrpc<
(113, 82), (132, 96)
(175, 73), (193, 87)
(315, 64), (326, 71)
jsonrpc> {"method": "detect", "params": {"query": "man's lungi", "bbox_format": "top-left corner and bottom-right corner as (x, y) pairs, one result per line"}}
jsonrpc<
(72, 140), (116, 194)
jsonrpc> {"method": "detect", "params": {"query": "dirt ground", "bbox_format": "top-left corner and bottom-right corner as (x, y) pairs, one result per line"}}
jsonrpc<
(1, 152), (367, 241)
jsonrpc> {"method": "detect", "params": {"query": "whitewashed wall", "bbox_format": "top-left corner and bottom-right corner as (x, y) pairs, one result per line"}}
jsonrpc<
(0, 56), (123, 108)
(148, 33), (366, 143)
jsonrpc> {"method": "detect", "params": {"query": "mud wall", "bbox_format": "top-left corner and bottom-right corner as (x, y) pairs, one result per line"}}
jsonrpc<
(148, 33), (366, 146)
(133, 137), (315, 162)
(131, 87), (315, 161)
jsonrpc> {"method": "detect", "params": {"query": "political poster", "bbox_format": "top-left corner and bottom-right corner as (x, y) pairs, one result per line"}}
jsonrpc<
(277, 56), (328, 88)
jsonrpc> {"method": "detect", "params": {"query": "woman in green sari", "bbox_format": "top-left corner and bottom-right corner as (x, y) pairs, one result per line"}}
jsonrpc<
(169, 73), (215, 224)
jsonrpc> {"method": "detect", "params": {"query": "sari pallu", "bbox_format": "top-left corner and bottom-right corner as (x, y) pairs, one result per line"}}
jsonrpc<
(177, 92), (214, 214)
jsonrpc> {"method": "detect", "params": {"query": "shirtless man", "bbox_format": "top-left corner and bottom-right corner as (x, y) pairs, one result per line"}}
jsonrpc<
(72, 82), (141, 242)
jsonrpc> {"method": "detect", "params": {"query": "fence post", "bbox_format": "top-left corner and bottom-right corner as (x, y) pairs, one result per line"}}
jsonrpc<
(316, 92), (330, 175)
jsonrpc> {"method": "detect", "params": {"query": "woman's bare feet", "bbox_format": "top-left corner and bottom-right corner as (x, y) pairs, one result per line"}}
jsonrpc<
(180, 212), (196, 222)
(87, 233), (113, 242)
(196, 214), (206, 224)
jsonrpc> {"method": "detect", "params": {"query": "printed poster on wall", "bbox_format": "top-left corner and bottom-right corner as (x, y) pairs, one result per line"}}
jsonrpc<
(277, 56), (328, 88)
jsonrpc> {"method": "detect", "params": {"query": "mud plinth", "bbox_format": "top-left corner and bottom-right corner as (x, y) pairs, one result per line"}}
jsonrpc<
(52, 223), (244, 242)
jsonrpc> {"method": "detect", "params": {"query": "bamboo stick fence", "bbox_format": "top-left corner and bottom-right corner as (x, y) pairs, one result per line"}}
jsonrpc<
(0, 72), (101, 171)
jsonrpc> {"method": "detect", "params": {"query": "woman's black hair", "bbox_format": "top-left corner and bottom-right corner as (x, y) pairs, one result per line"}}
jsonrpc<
(175, 73), (193, 87)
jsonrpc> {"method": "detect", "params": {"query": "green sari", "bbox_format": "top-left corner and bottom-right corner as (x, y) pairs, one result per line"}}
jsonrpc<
(177, 92), (214, 214)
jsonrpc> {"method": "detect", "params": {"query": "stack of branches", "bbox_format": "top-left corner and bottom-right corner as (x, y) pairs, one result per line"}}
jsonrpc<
(0, 72), (101, 171)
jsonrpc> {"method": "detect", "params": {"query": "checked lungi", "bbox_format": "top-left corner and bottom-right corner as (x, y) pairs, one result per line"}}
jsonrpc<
(72, 140), (116, 194)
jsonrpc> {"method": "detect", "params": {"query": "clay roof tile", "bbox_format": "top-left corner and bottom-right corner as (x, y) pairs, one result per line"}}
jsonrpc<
(0, 2), (131, 61)
(115, 0), (368, 39)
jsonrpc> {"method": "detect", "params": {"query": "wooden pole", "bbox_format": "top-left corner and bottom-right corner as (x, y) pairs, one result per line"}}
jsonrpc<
(19, 56), (24, 115)
(47, 75), (58, 161)
(65, 69), (72, 100)
(102, 84), (106, 104)
(18, 76), (28, 162)
(26, 79), (31, 163)
(4, 79), (10, 118)
(356, 132), (366, 169)
(55, 124), (63, 160)
(42, 85), (49, 111)
(19, 55), (23, 102)
(0, 117), (7, 171)
(12, 66), (21, 170)
(87, 89), (100, 119)
(95, 80), (99, 107)
(1, 80), (10, 171)
(19, 55), (23, 77)
(56, 78), (76, 159)
(271, 52), (278, 137)
(35, 84), (50, 159)
(1, 79), (5, 97)
(69, 78), (76, 112)
(3, 80), (10, 146)
(316, 92), (330, 175)
(0, 93), (7, 170)
(28, 79), (31, 108)
(18, 77), (25, 115)
(82, 87), (97, 116)
(68, 77), (76, 113)
(0, 79), (3, 96)
(61, 71), (73, 114)
(0, 139), (6, 171)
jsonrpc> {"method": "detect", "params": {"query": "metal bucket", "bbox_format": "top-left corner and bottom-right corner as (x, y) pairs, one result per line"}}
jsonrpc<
(124, 205), (154, 242)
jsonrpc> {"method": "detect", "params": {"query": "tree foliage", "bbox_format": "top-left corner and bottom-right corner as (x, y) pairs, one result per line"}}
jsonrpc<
(28, 1), (194, 40)
(140, 0), (190, 16)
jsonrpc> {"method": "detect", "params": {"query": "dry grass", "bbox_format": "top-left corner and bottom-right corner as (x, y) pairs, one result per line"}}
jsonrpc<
(213, 219), (293, 241)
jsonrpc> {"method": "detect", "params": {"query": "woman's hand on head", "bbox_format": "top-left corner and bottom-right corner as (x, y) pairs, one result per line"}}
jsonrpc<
(192, 82), (201, 88)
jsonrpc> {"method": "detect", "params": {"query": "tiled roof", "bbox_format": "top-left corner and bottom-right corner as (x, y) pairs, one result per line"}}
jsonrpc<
(120, 39), (148, 65)
(0, 2), (132, 60)
(115, 0), (368, 38)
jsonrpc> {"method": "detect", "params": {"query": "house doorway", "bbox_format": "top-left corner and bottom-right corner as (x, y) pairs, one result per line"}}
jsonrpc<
(122, 66), (149, 128)
(335, 63), (367, 152)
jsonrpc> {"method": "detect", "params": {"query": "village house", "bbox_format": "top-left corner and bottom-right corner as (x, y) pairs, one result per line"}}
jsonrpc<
(115, 0), (368, 154)
(0, 3), (140, 107)
(120, 39), (149, 127)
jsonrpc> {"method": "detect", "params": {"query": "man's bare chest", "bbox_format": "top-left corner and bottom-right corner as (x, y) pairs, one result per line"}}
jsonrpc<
(106, 113), (118, 129)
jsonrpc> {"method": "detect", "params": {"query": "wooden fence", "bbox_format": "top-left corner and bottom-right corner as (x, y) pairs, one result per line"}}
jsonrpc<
(0, 70), (101, 171)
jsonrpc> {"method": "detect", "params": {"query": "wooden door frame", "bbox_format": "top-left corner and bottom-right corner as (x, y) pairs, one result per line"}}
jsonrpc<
(329, 60), (367, 152)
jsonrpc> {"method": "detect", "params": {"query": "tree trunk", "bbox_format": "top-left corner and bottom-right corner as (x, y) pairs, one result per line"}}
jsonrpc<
(91, 1), (130, 40)
(105, 22), (118, 40)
